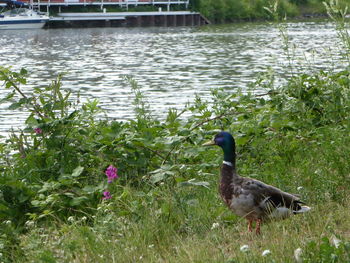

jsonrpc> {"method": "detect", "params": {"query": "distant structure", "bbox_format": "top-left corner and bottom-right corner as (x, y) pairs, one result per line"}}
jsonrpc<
(1, 0), (209, 28)
(14, 0), (190, 13)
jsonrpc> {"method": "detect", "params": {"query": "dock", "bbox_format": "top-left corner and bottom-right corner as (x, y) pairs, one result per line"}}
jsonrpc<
(48, 11), (209, 27)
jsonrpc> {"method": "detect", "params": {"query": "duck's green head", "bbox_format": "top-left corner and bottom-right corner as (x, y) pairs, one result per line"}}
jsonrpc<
(203, 131), (236, 163)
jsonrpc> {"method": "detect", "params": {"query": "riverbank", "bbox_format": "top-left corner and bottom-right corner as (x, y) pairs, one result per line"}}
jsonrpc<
(190, 0), (349, 23)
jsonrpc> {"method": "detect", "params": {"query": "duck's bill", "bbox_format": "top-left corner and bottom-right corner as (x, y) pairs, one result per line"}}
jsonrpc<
(202, 140), (216, 146)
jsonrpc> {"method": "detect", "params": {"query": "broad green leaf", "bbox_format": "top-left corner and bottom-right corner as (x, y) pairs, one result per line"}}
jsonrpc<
(8, 102), (22, 110)
(72, 166), (84, 177)
(69, 196), (89, 206)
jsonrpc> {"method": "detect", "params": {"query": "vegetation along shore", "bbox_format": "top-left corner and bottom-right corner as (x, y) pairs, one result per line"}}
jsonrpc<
(1, 0), (350, 262)
(189, 0), (350, 22)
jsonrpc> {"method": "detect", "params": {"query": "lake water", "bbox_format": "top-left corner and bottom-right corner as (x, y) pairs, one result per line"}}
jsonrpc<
(0, 21), (346, 136)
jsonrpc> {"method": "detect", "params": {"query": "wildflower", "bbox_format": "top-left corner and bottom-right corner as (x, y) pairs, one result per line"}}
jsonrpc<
(81, 216), (87, 222)
(25, 220), (35, 228)
(105, 165), (118, 183)
(331, 235), (342, 248)
(297, 186), (303, 191)
(102, 191), (112, 200)
(240, 244), (249, 252)
(34, 128), (43, 134)
(211, 222), (220, 230)
(294, 248), (302, 263)
(262, 249), (271, 256)
(67, 216), (75, 223)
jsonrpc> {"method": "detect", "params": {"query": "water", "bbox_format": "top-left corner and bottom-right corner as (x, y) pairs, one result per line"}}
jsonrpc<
(0, 21), (346, 135)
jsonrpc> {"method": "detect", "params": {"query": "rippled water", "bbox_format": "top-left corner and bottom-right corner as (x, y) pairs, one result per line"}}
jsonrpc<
(0, 21), (346, 135)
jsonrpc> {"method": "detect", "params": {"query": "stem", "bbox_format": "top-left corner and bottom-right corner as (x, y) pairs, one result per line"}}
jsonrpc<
(3, 74), (46, 120)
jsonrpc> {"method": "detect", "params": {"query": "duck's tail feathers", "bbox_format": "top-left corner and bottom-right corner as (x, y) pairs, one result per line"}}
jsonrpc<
(293, 205), (311, 214)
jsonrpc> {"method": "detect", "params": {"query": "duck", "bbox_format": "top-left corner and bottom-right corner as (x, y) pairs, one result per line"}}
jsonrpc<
(203, 131), (311, 234)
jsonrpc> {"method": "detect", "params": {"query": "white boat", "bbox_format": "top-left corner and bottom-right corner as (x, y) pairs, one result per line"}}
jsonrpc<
(0, 0), (49, 29)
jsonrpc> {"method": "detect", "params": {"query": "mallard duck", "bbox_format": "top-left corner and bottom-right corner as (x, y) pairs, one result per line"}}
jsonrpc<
(203, 131), (310, 234)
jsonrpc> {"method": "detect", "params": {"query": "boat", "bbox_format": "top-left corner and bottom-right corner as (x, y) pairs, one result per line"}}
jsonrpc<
(0, 0), (49, 29)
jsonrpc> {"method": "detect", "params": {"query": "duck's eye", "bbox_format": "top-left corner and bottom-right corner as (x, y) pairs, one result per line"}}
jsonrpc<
(215, 137), (224, 145)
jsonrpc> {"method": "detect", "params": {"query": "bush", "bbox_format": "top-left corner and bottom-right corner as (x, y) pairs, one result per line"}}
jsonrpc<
(190, 0), (300, 22)
(1, 63), (349, 226)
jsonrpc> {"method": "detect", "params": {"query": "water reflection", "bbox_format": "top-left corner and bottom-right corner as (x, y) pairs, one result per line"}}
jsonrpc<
(0, 21), (345, 135)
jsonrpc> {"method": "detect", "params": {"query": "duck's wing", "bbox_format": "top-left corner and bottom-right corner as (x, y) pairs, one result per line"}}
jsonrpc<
(241, 177), (306, 216)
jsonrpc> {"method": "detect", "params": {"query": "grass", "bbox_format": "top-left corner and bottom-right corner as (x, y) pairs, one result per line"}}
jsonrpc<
(16, 195), (350, 262)
(11, 127), (350, 262)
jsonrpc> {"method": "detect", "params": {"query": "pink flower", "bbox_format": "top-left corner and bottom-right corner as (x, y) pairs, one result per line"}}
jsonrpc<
(34, 128), (42, 134)
(105, 165), (118, 183)
(102, 191), (112, 200)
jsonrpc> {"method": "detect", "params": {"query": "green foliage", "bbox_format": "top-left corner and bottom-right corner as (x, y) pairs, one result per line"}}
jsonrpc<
(189, 0), (350, 22)
(190, 0), (300, 22)
(0, 67), (106, 225)
(1, 64), (349, 226)
(303, 237), (350, 262)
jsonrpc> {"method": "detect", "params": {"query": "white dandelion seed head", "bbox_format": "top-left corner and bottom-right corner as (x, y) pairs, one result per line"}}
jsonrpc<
(262, 249), (271, 256)
(240, 244), (249, 252)
(332, 236), (342, 248)
(294, 248), (303, 263)
(211, 222), (220, 230)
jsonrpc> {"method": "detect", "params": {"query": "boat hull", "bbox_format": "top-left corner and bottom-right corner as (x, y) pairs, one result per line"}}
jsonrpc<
(0, 8), (49, 30)
(0, 19), (48, 29)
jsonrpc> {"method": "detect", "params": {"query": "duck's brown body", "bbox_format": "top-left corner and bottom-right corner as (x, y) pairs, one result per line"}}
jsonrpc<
(219, 162), (309, 233)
